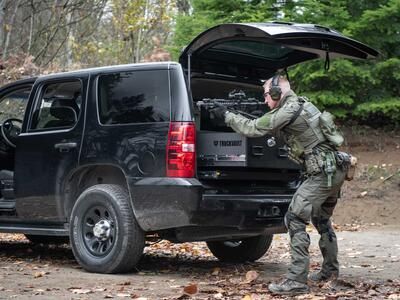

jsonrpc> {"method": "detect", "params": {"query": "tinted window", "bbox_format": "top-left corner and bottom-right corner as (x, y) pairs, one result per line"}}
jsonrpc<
(98, 70), (170, 124)
(211, 41), (292, 59)
(0, 86), (32, 123)
(31, 81), (82, 130)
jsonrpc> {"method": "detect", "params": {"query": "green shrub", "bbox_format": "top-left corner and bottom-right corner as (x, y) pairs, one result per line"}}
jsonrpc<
(353, 98), (400, 126)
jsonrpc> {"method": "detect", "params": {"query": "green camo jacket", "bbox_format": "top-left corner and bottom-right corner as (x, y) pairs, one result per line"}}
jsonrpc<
(224, 90), (331, 161)
(225, 90), (302, 138)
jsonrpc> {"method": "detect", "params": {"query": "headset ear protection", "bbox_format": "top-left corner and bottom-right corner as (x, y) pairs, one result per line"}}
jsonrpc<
(269, 74), (282, 101)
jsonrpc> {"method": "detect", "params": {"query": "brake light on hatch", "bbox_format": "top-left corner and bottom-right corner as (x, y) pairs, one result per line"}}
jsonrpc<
(166, 122), (196, 177)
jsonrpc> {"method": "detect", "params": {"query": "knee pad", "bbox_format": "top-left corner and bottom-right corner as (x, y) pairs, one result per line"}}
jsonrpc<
(314, 218), (335, 241)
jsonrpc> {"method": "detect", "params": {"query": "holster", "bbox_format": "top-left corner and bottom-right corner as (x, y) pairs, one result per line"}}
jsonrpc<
(335, 151), (357, 181)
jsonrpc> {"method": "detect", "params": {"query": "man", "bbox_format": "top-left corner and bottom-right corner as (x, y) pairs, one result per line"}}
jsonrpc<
(211, 74), (347, 295)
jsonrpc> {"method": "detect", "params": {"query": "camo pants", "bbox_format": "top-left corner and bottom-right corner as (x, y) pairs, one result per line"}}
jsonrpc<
(285, 168), (346, 283)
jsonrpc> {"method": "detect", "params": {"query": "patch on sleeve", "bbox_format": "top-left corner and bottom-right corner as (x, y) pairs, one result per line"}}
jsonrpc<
(284, 101), (300, 114)
(256, 114), (272, 129)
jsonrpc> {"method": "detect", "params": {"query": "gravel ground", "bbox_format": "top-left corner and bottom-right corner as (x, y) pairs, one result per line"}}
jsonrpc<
(0, 225), (399, 299)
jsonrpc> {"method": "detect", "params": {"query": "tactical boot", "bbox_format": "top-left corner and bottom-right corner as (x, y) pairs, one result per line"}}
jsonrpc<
(268, 279), (310, 295)
(308, 271), (337, 282)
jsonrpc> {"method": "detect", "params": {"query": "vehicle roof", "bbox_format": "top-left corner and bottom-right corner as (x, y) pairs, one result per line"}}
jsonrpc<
(0, 77), (37, 90)
(37, 61), (180, 80)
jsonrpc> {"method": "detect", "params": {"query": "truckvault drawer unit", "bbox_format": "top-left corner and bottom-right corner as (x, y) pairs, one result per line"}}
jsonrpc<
(197, 131), (300, 169)
(197, 131), (247, 167)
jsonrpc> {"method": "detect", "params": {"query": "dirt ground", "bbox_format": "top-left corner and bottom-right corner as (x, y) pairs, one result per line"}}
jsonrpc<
(0, 126), (399, 299)
(334, 126), (400, 227)
(0, 227), (399, 299)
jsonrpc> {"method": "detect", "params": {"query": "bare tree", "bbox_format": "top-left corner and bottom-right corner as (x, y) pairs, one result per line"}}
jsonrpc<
(0, 0), (175, 69)
(176, 0), (190, 14)
(0, 0), (7, 50)
(109, 0), (176, 63)
(2, 0), (21, 60)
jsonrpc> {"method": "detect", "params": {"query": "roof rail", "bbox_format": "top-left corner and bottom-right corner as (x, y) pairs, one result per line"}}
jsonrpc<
(271, 21), (293, 25)
(314, 24), (331, 32)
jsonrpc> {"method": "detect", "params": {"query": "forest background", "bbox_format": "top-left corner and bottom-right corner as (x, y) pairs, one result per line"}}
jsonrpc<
(0, 0), (398, 126)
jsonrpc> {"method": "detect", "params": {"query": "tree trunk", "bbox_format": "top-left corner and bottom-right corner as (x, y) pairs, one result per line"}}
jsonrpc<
(65, 10), (73, 68)
(2, 0), (21, 61)
(177, 0), (190, 14)
(28, 7), (34, 55)
(134, 0), (149, 63)
(0, 0), (7, 50)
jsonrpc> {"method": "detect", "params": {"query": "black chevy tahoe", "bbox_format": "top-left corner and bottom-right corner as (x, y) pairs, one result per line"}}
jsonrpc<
(0, 22), (377, 273)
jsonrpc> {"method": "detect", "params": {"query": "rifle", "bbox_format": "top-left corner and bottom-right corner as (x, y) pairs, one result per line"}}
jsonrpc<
(196, 98), (266, 119)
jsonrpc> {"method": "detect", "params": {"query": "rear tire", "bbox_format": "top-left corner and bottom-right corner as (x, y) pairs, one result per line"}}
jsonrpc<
(25, 235), (69, 245)
(207, 234), (273, 262)
(70, 184), (144, 273)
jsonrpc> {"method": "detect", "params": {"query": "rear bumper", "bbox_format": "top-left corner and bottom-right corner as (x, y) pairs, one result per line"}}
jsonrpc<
(195, 193), (291, 229)
(129, 177), (292, 234)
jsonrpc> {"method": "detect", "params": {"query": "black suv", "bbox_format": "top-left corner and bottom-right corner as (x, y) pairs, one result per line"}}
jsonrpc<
(0, 22), (377, 273)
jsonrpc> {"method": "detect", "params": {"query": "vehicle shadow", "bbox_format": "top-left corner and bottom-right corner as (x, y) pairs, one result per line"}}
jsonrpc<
(0, 240), (76, 265)
(0, 239), (287, 279)
(138, 253), (286, 281)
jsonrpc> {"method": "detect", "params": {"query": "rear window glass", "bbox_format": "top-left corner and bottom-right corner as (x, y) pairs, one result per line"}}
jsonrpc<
(211, 41), (292, 59)
(98, 70), (170, 124)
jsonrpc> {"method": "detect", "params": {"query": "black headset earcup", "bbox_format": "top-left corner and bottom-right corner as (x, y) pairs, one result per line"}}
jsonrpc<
(270, 75), (282, 101)
(270, 87), (282, 100)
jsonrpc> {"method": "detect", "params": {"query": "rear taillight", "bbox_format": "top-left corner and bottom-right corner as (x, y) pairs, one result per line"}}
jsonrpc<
(166, 122), (196, 178)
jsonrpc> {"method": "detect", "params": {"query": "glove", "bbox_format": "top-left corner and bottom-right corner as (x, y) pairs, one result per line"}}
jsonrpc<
(209, 103), (228, 120)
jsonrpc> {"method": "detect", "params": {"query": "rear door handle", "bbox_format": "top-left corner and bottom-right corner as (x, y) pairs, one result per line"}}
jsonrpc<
(54, 142), (77, 152)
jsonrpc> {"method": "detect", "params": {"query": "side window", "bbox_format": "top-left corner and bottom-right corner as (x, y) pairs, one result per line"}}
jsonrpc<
(30, 80), (82, 130)
(98, 70), (170, 125)
(0, 86), (32, 123)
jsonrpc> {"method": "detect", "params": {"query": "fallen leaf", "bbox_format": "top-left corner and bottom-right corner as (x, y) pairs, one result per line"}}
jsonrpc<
(34, 290), (44, 295)
(347, 251), (362, 257)
(212, 267), (221, 276)
(183, 283), (198, 295)
(116, 293), (130, 297)
(244, 271), (259, 283)
(33, 271), (46, 278)
(241, 294), (262, 300)
(70, 288), (93, 294)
